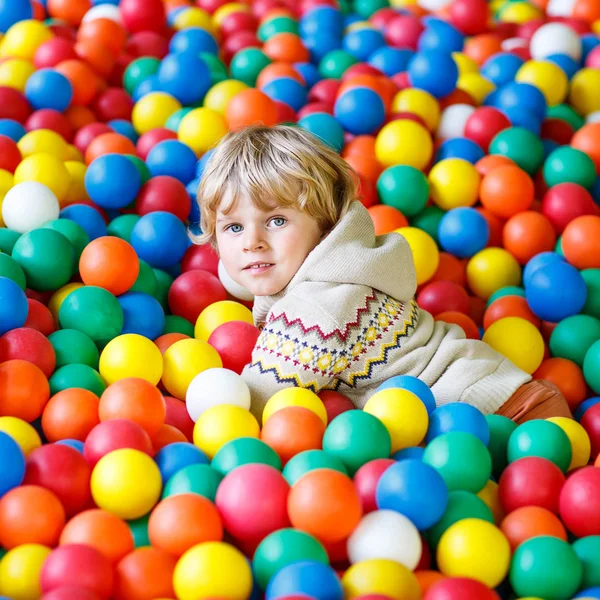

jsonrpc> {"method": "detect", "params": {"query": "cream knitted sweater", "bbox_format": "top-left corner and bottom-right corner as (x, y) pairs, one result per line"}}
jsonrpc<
(241, 201), (531, 419)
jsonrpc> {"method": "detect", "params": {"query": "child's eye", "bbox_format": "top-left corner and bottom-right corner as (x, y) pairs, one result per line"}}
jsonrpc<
(225, 224), (243, 233)
(269, 217), (287, 227)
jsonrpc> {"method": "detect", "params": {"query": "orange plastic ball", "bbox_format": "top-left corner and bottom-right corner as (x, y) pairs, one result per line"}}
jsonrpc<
(476, 207), (505, 248)
(464, 33), (503, 65)
(65, 105), (97, 130)
(571, 122), (600, 172)
(533, 357), (587, 412)
(99, 378), (166, 437)
(430, 252), (467, 287)
(480, 165), (535, 218)
(339, 75), (393, 110)
(79, 237), (140, 296)
(573, 0), (600, 23)
(260, 406), (326, 465)
(85, 132), (137, 164)
(42, 388), (100, 442)
(435, 311), (480, 339)
(483, 296), (541, 330)
(151, 423), (187, 452)
(256, 62), (304, 89)
(114, 547), (177, 600)
(55, 59), (101, 106)
(474, 154), (514, 177)
(154, 333), (189, 354)
(562, 215), (600, 270)
(75, 39), (116, 79)
(47, 0), (91, 27)
(415, 570), (447, 595)
(59, 509), (134, 564)
(503, 211), (557, 265)
(500, 505), (567, 552)
(77, 18), (128, 58)
(225, 88), (278, 131)
(0, 359), (50, 422)
(0, 485), (65, 549)
(263, 33), (309, 63)
(368, 204), (408, 235)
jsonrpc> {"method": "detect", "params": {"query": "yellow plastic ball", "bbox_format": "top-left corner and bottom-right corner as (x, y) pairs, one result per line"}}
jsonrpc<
(91, 448), (162, 519)
(0, 168), (14, 196)
(391, 88), (440, 131)
(593, 19), (600, 35)
(0, 58), (35, 91)
(0, 417), (41, 456)
(375, 119), (433, 170)
(173, 542), (253, 600)
(204, 79), (249, 115)
(0, 20), (54, 61)
(516, 60), (568, 106)
(346, 21), (374, 32)
(570, 67), (600, 116)
(173, 7), (215, 33)
(482, 317), (544, 374)
(195, 300), (254, 342)
(99, 333), (164, 386)
(193, 404), (260, 458)
(48, 282), (83, 320)
(178, 107), (229, 156)
(547, 417), (591, 471)
(63, 160), (89, 207)
(395, 226), (439, 285)
(364, 388), (428, 452)
(213, 3), (251, 28)
(65, 144), (84, 163)
(341, 559), (421, 600)
(457, 72), (496, 105)
(466, 247), (521, 300)
(132, 92), (182, 135)
(263, 387), (328, 426)
(477, 479), (505, 524)
(14, 153), (71, 201)
(437, 518), (511, 588)
(0, 543), (51, 600)
(162, 338), (223, 400)
(17, 129), (68, 160)
(452, 52), (479, 76)
(498, 2), (542, 23)
(429, 158), (481, 210)
(389, 0), (417, 6)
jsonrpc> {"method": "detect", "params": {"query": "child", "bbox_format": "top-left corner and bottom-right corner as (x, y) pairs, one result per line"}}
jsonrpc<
(195, 125), (572, 424)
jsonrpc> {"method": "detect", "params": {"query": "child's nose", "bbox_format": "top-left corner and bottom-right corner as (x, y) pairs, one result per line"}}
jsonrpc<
(243, 227), (267, 251)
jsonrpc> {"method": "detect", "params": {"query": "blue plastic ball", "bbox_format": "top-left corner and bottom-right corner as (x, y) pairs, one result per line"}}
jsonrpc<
(117, 292), (165, 340)
(426, 402), (490, 445)
(154, 442), (209, 483)
(523, 251), (564, 288)
(303, 33), (342, 64)
(573, 588), (600, 599)
(293, 62), (322, 88)
(574, 396), (600, 421)
(157, 52), (212, 106)
(376, 374), (436, 415)
(146, 139), (197, 184)
(368, 47), (414, 77)
(169, 27), (219, 55)
(133, 75), (162, 102)
(0, 431), (25, 497)
(261, 77), (308, 113)
(24, 69), (73, 112)
(525, 260), (588, 322)
(55, 439), (85, 454)
(266, 561), (343, 600)
(582, 34), (600, 62)
(376, 458), (448, 530)
(435, 137), (485, 164)
(131, 211), (190, 269)
(480, 53), (524, 87)
(342, 28), (386, 62)
(299, 6), (344, 38)
(501, 106), (542, 135)
(407, 50), (459, 98)
(334, 87), (385, 135)
(166, 6), (187, 26)
(392, 446), (425, 461)
(298, 112), (345, 152)
(60, 204), (108, 241)
(418, 18), (464, 53)
(546, 53), (580, 80)
(438, 207), (489, 258)
(0, 0), (32, 33)
(108, 119), (139, 143)
(0, 276), (27, 336)
(0, 119), (26, 141)
(85, 154), (142, 210)
(487, 81), (547, 121)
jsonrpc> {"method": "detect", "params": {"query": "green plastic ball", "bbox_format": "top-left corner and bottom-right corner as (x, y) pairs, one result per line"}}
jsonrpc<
(211, 437), (282, 476)
(584, 339), (600, 394)
(124, 57), (160, 96)
(423, 431), (492, 493)
(572, 535), (600, 589)
(0, 252), (26, 289)
(546, 104), (584, 131)
(153, 269), (173, 312)
(12, 229), (75, 292)
(258, 16), (299, 42)
(354, 0), (389, 18)
(543, 146), (597, 189)
(507, 419), (572, 472)
(48, 329), (100, 369)
(282, 449), (348, 486)
(485, 414), (517, 478)
(42, 219), (90, 261)
(322, 410), (391, 475)
(49, 363), (106, 396)
(107, 214), (140, 243)
(130, 259), (157, 296)
(377, 165), (429, 217)
(555, 234), (564, 256)
(489, 127), (545, 175)
(0, 228), (20, 254)
(163, 315), (194, 337)
(165, 107), (193, 132)
(426, 490), (494, 547)
(58, 286), (124, 346)
(201, 53), (228, 85)
(230, 48), (271, 87)
(487, 286), (526, 307)
(127, 513), (150, 548)
(161, 464), (223, 501)
(126, 155), (151, 185)
(319, 49), (358, 79)
(582, 269), (600, 319)
(510, 536), (583, 600)
(409, 205), (444, 244)
(253, 528), (329, 590)
(549, 314), (600, 367)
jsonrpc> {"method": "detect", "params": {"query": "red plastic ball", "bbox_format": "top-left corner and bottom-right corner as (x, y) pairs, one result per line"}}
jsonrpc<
(180, 243), (219, 276)
(384, 15), (424, 50)
(353, 458), (395, 513)
(126, 31), (169, 59)
(24, 299), (56, 336)
(34, 38), (77, 69)
(168, 270), (227, 324)
(417, 281), (470, 316)
(40, 545), (114, 600)
(0, 135), (22, 173)
(0, 87), (32, 123)
(136, 127), (178, 161)
(136, 175), (191, 221)
(120, 0), (166, 33)
(499, 456), (565, 514)
(92, 88), (134, 122)
(449, 0), (490, 35)
(541, 182), (598, 233)
(581, 402), (600, 459)
(164, 395), (194, 442)
(26, 109), (74, 142)
(559, 466), (600, 537)
(221, 11), (258, 38)
(275, 99), (297, 124)
(207, 320), (260, 374)
(73, 122), (112, 154)
(23, 444), (91, 517)
(370, 7), (401, 30)
(424, 577), (500, 600)
(297, 101), (333, 118)
(464, 107), (511, 152)
(83, 419), (154, 467)
(0, 327), (56, 378)
(308, 79), (340, 104)
(42, 586), (102, 600)
(223, 30), (260, 63)
(215, 464), (290, 543)
(541, 118), (574, 145)
(318, 390), (354, 422)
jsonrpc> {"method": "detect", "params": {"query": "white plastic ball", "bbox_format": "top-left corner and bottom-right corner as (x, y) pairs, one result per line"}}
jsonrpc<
(586, 111), (600, 124)
(436, 104), (476, 140)
(82, 5), (122, 23)
(530, 23), (582, 62)
(186, 367), (251, 422)
(2, 181), (60, 234)
(418, 0), (451, 10)
(218, 260), (254, 302)
(546, 0), (576, 17)
(501, 38), (528, 52)
(347, 510), (423, 569)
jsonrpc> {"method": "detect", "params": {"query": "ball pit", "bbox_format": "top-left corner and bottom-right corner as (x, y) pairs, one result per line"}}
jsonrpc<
(0, 0), (598, 597)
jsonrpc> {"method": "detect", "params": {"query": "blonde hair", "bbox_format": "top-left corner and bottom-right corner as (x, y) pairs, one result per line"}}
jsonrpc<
(192, 125), (360, 250)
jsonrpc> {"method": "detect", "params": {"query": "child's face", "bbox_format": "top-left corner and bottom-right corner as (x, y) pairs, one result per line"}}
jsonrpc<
(215, 193), (324, 297)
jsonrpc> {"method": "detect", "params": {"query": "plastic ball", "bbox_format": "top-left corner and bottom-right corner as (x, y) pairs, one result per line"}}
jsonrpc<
(408, 50), (459, 98)
(375, 119), (433, 170)
(489, 126), (545, 175)
(562, 215), (600, 270)
(376, 375), (436, 414)
(282, 449), (348, 486)
(85, 154), (141, 210)
(500, 505), (567, 552)
(0, 543), (51, 600)
(423, 577), (499, 600)
(0, 416), (40, 456)
(334, 87), (385, 135)
(261, 386), (326, 426)
(480, 164), (534, 219)
(341, 559), (421, 600)
(547, 416), (591, 470)
(178, 107), (228, 156)
(559, 466), (600, 537)
(212, 437), (281, 476)
(515, 60), (568, 106)
(0, 277), (28, 335)
(376, 165), (428, 218)
(426, 403), (489, 445)
(438, 207), (489, 258)
(2, 181), (59, 234)
(467, 248), (521, 300)
(573, 536), (600, 590)
(24, 69), (73, 113)
(530, 22), (582, 61)
(584, 340), (600, 395)
(157, 51), (212, 107)
(266, 561), (343, 600)
(297, 112), (345, 152)
(225, 88), (278, 130)
(207, 320), (260, 374)
(396, 227), (439, 285)
(437, 103), (476, 141)
(0, 430), (25, 496)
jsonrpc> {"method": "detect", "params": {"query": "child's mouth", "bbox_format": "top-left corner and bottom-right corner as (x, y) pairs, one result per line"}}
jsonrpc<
(244, 263), (274, 273)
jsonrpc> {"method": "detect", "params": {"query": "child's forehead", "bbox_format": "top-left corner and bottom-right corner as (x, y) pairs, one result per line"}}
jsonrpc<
(217, 189), (290, 217)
